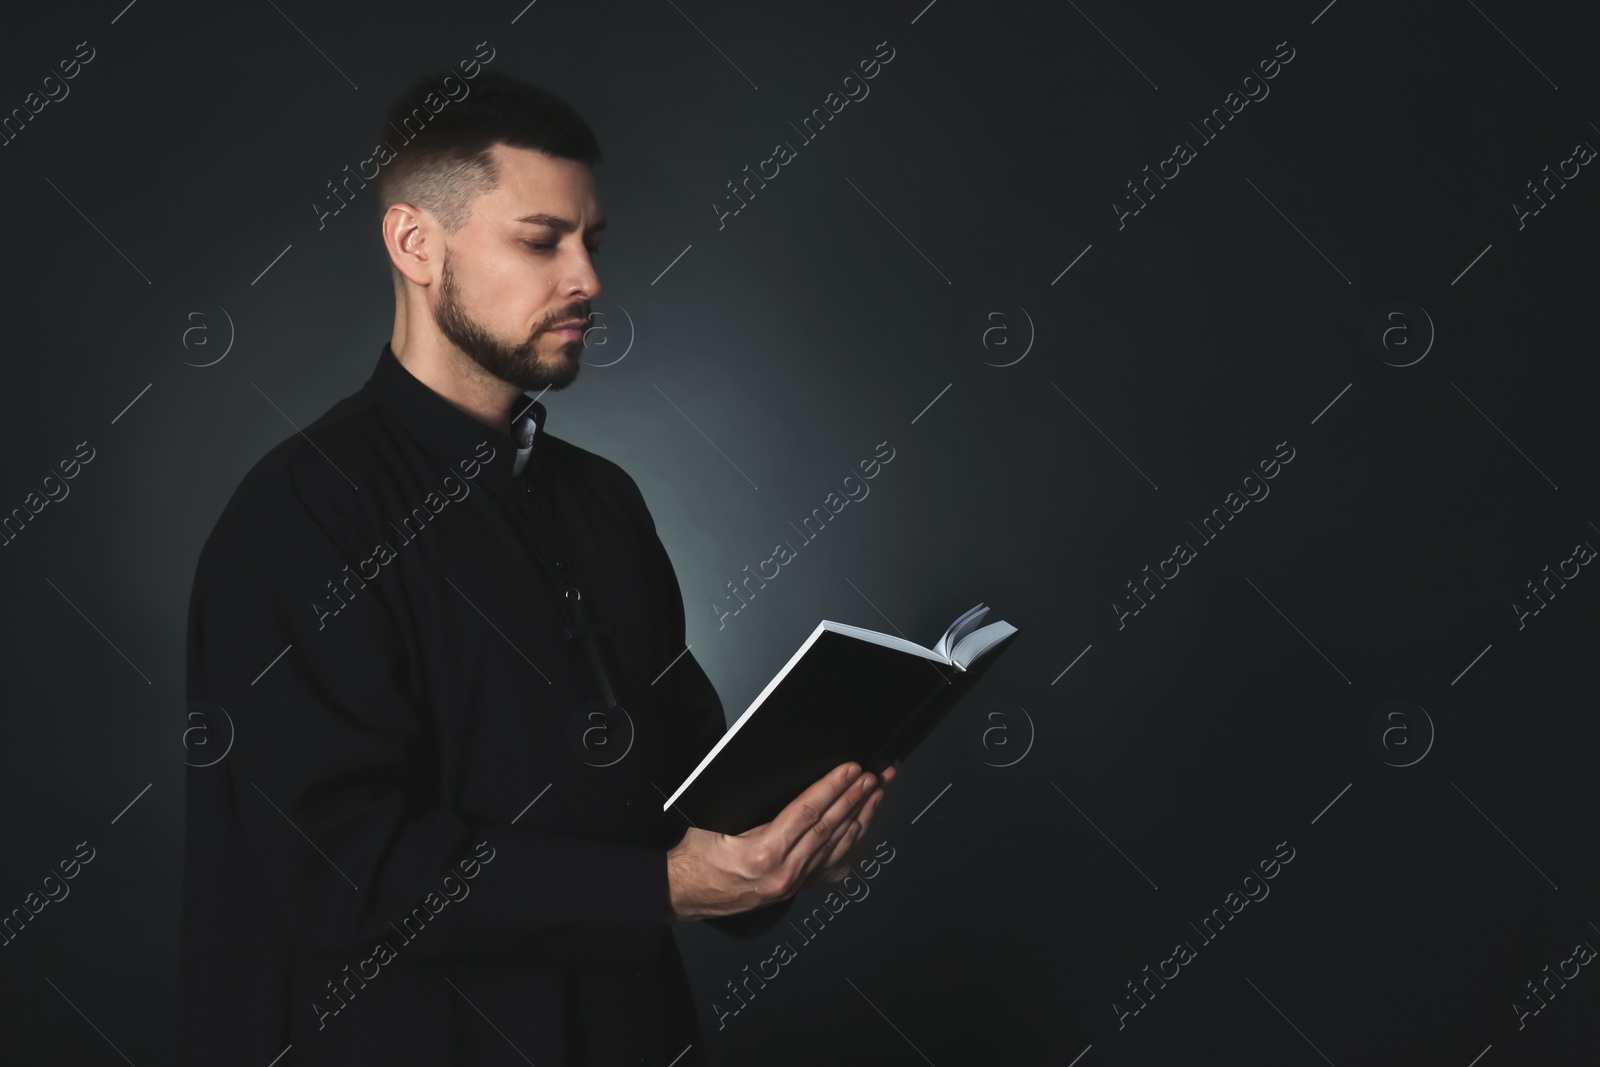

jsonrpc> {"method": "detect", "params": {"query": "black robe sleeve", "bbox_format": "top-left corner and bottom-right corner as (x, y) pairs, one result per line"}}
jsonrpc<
(609, 467), (795, 940)
(187, 462), (675, 971)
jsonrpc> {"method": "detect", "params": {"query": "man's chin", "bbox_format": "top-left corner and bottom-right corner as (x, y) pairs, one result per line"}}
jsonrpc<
(523, 357), (580, 392)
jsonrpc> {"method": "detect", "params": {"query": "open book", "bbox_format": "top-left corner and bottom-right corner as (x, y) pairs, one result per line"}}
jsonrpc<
(661, 603), (1018, 835)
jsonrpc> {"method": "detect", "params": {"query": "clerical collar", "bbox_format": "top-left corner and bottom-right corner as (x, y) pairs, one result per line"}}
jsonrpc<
(366, 344), (547, 486)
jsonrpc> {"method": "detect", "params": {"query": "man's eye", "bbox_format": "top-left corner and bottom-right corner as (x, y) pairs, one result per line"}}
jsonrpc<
(520, 240), (601, 256)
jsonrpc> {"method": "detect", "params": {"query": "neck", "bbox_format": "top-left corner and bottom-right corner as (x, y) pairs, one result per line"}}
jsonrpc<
(392, 301), (520, 436)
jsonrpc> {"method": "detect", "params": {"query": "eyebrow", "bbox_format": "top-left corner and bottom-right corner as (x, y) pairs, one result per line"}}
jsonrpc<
(513, 213), (606, 234)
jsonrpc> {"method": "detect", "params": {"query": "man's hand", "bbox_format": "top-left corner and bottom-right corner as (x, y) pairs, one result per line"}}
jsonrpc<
(666, 761), (896, 922)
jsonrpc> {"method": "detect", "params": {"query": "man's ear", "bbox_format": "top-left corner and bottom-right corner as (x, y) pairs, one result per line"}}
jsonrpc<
(384, 202), (437, 287)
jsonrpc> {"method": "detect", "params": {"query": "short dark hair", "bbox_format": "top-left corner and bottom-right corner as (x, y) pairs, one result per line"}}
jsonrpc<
(374, 70), (603, 237)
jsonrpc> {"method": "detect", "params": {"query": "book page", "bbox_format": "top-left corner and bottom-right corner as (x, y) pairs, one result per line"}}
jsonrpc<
(951, 619), (1018, 670)
(821, 620), (947, 662)
(934, 603), (990, 660)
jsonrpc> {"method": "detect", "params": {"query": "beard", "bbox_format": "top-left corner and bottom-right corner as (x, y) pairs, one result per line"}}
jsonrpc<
(434, 258), (583, 393)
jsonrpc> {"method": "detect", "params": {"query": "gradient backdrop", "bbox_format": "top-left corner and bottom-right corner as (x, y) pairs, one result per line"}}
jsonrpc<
(2, 0), (1598, 1063)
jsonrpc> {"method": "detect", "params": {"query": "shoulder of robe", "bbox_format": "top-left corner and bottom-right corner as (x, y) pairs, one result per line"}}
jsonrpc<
(540, 431), (655, 531)
(198, 390), (390, 564)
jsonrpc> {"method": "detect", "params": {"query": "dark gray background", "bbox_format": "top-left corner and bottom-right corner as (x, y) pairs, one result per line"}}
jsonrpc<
(2, 0), (1597, 1063)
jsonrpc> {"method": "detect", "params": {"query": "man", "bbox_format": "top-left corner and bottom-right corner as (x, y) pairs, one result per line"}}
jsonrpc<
(180, 70), (894, 1066)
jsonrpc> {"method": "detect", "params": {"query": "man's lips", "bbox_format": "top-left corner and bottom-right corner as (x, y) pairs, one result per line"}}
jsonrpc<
(547, 320), (587, 342)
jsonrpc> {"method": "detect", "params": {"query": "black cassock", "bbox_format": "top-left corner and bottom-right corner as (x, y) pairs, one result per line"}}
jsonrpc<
(181, 344), (787, 1066)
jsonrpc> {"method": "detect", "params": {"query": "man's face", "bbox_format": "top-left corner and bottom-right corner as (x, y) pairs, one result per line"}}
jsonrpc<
(433, 144), (604, 393)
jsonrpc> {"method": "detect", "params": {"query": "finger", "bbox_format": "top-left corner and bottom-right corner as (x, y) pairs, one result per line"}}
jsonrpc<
(810, 782), (886, 876)
(793, 770), (877, 868)
(815, 820), (862, 878)
(805, 817), (864, 885)
(829, 789), (883, 866)
(819, 786), (874, 853)
(779, 763), (889, 870)
(815, 770), (877, 844)
(770, 762), (865, 860)
(809, 784), (893, 886)
(846, 786), (886, 843)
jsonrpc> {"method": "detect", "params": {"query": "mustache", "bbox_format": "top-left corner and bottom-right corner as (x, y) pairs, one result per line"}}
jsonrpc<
(540, 308), (592, 332)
